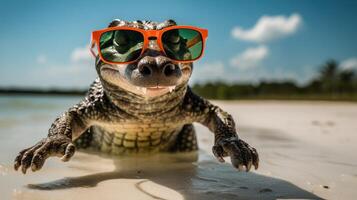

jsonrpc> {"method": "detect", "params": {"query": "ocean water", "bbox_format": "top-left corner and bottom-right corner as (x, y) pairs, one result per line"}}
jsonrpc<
(0, 96), (81, 162)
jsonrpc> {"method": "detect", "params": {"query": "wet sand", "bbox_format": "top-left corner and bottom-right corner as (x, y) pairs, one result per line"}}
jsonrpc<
(1, 99), (357, 199)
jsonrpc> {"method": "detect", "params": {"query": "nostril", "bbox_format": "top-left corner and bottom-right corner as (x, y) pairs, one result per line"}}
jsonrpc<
(139, 65), (152, 76)
(163, 63), (178, 77)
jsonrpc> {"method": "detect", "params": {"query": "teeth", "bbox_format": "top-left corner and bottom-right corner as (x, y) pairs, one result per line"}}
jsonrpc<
(141, 87), (147, 94)
(168, 86), (176, 93)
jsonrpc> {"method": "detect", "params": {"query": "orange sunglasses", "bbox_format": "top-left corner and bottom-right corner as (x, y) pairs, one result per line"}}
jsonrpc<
(90, 25), (208, 65)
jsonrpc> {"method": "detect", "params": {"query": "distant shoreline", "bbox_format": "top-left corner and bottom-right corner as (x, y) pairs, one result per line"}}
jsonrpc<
(0, 88), (86, 96)
(1, 87), (356, 102)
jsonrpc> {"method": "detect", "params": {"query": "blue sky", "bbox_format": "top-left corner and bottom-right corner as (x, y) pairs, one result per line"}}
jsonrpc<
(1, 0), (357, 88)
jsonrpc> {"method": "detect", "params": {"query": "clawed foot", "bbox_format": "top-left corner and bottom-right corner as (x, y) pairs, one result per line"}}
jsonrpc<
(212, 137), (259, 171)
(14, 135), (75, 174)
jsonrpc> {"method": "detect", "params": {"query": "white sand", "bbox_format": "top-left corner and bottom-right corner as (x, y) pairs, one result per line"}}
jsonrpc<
(1, 100), (357, 200)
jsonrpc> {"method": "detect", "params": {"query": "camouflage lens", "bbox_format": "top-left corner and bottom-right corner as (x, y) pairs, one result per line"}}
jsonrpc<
(99, 30), (144, 62)
(162, 28), (203, 61)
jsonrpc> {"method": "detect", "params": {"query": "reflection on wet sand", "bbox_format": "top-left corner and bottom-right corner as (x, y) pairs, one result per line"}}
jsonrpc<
(27, 151), (321, 200)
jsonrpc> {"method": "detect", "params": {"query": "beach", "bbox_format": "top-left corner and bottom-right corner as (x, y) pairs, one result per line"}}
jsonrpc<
(1, 96), (356, 200)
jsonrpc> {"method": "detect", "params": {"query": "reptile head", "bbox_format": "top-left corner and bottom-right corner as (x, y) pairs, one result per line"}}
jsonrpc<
(96, 19), (194, 98)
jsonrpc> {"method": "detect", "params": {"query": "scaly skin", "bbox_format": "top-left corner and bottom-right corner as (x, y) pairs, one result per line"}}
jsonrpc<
(14, 19), (259, 174)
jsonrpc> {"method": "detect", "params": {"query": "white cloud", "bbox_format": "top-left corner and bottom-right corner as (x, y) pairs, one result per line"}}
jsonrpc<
(237, 66), (313, 84)
(11, 46), (97, 88)
(34, 46), (96, 87)
(232, 13), (302, 43)
(230, 45), (269, 69)
(71, 45), (93, 63)
(189, 60), (314, 85)
(233, 66), (315, 85)
(28, 62), (97, 88)
(191, 61), (226, 83)
(340, 58), (357, 71)
(36, 54), (47, 64)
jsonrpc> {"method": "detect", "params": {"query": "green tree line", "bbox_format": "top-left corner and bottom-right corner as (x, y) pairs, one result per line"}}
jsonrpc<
(192, 60), (357, 101)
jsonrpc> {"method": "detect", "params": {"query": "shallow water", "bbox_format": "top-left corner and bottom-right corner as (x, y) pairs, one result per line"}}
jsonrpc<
(3, 96), (354, 199)
(0, 96), (81, 162)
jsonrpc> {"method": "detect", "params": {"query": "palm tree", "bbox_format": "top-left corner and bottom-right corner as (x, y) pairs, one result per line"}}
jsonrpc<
(339, 70), (354, 83)
(339, 70), (355, 92)
(319, 59), (339, 93)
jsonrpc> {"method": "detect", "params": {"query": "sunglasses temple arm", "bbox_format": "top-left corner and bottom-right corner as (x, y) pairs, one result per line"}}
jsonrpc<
(90, 42), (97, 57)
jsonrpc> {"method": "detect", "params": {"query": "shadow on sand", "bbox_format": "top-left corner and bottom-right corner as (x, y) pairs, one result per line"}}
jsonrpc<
(27, 152), (323, 200)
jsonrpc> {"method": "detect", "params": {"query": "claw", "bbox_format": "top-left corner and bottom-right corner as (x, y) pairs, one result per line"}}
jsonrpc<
(31, 152), (48, 172)
(14, 148), (30, 171)
(61, 143), (75, 162)
(215, 138), (259, 172)
(21, 163), (29, 174)
(14, 155), (22, 171)
(217, 156), (225, 163)
(246, 162), (252, 172)
(254, 159), (259, 170)
(251, 147), (259, 170)
(21, 150), (35, 174)
(212, 145), (226, 163)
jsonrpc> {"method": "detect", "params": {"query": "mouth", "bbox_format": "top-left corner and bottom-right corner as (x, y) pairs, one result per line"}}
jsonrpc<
(135, 85), (176, 94)
(100, 65), (179, 96)
(101, 65), (119, 71)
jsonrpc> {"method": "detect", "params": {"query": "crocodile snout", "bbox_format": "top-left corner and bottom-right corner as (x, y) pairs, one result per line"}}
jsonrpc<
(126, 52), (182, 88)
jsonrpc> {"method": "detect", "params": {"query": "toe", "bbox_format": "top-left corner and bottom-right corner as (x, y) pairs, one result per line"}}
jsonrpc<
(246, 161), (252, 172)
(229, 149), (244, 169)
(251, 148), (259, 169)
(14, 148), (30, 171)
(242, 145), (253, 171)
(61, 143), (75, 162)
(21, 152), (34, 174)
(212, 145), (225, 163)
(14, 154), (24, 171)
(30, 142), (51, 171)
(31, 154), (45, 172)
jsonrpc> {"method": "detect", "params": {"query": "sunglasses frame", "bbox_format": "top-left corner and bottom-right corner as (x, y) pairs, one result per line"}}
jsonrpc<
(90, 25), (208, 65)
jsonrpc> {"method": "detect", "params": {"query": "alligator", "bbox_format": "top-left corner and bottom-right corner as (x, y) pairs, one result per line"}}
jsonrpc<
(14, 19), (259, 174)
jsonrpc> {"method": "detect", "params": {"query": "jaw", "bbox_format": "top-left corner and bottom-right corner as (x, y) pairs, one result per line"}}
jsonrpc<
(99, 65), (190, 98)
(135, 85), (177, 96)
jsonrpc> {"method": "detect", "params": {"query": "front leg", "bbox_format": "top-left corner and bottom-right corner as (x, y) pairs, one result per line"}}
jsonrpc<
(14, 110), (89, 174)
(205, 106), (259, 171)
(185, 88), (259, 171)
